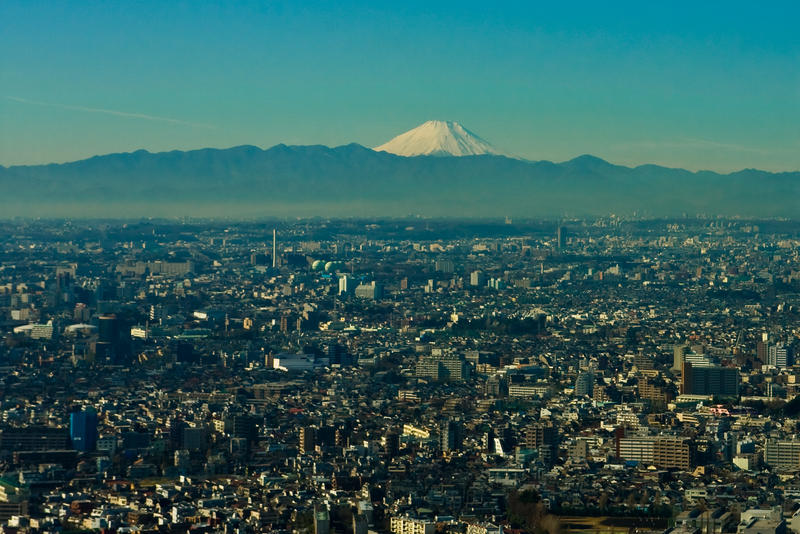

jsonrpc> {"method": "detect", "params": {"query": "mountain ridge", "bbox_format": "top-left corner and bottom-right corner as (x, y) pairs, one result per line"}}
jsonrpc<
(7, 143), (791, 175)
(1, 143), (797, 218)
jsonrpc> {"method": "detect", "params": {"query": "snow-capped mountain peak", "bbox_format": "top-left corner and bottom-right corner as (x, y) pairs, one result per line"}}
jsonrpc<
(374, 120), (505, 157)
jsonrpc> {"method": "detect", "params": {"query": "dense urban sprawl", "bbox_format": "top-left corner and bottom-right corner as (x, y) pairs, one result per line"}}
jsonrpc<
(0, 218), (799, 534)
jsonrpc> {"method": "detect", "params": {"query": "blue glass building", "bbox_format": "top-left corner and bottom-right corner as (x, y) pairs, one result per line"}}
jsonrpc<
(70, 407), (98, 452)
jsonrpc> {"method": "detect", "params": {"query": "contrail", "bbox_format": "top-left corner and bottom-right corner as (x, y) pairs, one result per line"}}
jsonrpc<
(4, 96), (214, 128)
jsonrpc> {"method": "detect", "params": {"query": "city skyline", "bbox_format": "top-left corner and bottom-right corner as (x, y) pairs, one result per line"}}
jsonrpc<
(2, 1), (799, 172)
(2, 3), (800, 530)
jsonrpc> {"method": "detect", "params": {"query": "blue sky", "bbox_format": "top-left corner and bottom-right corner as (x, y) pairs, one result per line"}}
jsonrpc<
(1, 1), (798, 171)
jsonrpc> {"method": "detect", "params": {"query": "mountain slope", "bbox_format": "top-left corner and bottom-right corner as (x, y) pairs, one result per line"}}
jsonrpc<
(374, 120), (505, 157)
(0, 146), (797, 218)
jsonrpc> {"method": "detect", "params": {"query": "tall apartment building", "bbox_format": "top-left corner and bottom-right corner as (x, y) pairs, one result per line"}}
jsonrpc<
(764, 439), (800, 470)
(574, 372), (594, 397)
(617, 435), (692, 469)
(681, 362), (739, 397)
(470, 270), (486, 287)
(416, 354), (469, 381)
(672, 344), (688, 372)
(440, 419), (464, 453)
(633, 351), (655, 370)
(638, 377), (673, 409)
(435, 259), (455, 273)
(299, 426), (316, 455)
(520, 421), (559, 465)
(757, 341), (769, 363)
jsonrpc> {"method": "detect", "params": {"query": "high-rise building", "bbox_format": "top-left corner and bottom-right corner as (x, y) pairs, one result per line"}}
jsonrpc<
(95, 314), (131, 364)
(181, 426), (208, 451)
(633, 351), (655, 370)
(355, 281), (383, 300)
(416, 353), (470, 381)
(326, 342), (350, 365)
(316, 425), (336, 448)
(300, 426), (316, 455)
(227, 414), (258, 443)
(764, 439), (800, 470)
(756, 340), (769, 363)
(681, 362), (739, 397)
(520, 421), (559, 465)
(672, 344), (688, 372)
(435, 259), (455, 274)
(484, 374), (506, 397)
(768, 343), (793, 369)
(250, 252), (270, 266)
(616, 435), (692, 469)
(338, 275), (355, 295)
(314, 504), (330, 534)
(574, 372), (594, 397)
(69, 408), (98, 452)
(638, 377), (672, 409)
(383, 431), (400, 458)
(470, 270), (486, 287)
(440, 419), (463, 453)
(557, 225), (567, 249)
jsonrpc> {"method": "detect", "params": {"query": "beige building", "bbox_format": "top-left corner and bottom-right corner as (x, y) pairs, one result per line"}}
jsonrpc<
(390, 516), (435, 534)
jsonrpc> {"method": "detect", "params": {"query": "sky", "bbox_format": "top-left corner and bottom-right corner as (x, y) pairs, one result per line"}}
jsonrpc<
(1, 1), (799, 172)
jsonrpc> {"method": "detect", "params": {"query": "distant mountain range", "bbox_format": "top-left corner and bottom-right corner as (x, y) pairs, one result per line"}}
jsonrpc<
(1, 121), (798, 218)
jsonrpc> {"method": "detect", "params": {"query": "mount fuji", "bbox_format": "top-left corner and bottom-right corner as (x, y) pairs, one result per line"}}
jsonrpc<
(1, 127), (797, 217)
(374, 120), (507, 157)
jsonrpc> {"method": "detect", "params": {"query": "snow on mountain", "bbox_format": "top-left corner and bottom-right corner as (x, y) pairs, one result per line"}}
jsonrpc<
(374, 120), (506, 157)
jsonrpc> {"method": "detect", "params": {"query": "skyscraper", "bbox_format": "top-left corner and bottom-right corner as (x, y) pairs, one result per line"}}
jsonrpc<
(70, 407), (98, 452)
(96, 314), (131, 364)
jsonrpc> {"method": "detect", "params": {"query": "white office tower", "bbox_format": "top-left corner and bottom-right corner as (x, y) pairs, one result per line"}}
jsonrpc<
(769, 343), (792, 369)
(338, 275), (355, 295)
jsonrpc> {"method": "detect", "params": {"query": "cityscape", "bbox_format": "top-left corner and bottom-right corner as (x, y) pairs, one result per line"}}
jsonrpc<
(0, 217), (798, 533)
(2, 2), (799, 534)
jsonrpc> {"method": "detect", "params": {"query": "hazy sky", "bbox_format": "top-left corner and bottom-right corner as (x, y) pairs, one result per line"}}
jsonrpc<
(2, 1), (799, 171)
